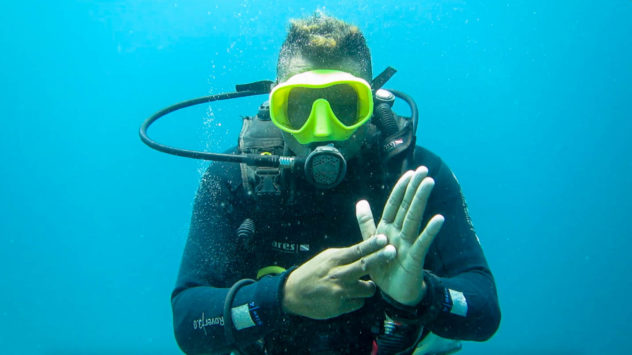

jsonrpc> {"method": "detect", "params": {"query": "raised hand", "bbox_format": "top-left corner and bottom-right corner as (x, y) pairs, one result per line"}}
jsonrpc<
(355, 166), (444, 306)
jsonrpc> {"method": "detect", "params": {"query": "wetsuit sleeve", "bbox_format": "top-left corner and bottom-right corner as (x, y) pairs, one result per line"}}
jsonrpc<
(408, 149), (501, 341)
(170, 160), (287, 355)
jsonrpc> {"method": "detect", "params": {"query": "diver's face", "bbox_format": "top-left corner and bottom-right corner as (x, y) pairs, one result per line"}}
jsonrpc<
(278, 55), (371, 159)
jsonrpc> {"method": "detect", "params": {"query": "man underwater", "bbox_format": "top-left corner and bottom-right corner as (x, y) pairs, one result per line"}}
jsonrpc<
(170, 13), (500, 355)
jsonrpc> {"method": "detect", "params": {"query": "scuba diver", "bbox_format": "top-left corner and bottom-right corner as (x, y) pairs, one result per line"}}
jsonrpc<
(142, 12), (500, 355)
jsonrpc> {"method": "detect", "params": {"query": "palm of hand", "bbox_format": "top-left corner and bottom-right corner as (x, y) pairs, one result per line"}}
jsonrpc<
(371, 220), (426, 304)
(356, 167), (445, 306)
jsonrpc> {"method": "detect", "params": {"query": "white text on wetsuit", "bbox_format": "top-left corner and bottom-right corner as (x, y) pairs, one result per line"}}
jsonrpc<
(193, 312), (224, 334)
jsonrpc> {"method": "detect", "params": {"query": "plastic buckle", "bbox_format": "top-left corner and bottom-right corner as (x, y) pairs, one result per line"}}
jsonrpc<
(254, 168), (281, 196)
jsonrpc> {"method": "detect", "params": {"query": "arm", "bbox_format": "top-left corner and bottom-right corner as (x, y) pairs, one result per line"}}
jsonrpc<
(171, 161), (287, 354)
(415, 157), (500, 341)
(355, 151), (500, 345)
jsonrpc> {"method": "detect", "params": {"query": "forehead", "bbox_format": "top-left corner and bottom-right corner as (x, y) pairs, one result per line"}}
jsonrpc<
(279, 55), (368, 82)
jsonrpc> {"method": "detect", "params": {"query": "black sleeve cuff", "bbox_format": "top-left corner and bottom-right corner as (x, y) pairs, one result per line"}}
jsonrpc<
(229, 266), (296, 335)
(417, 271), (444, 325)
(381, 271), (444, 325)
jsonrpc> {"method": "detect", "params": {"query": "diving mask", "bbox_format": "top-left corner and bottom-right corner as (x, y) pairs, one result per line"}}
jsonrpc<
(269, 70), (374, 144)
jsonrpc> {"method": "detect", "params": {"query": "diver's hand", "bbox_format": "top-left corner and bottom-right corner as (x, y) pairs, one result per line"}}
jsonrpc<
(355, 166), (444, 306)
(282, 235), (396, 320)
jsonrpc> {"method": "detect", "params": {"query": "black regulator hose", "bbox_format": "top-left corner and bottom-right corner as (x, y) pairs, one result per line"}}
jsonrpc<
(374, 104), (398, 136)
(139, 91), (279, 164)
(138, 84), (308, 171)
(389, 89), (419, 135)
(373, 89), (419, 138)
(223, 278), (256, 353)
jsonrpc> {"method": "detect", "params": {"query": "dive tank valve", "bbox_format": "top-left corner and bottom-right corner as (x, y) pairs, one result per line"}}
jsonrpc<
(257, 100), (271, 121)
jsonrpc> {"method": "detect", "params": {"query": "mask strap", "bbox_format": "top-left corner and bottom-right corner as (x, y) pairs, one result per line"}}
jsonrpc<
(235, 80), (274, 94)
(371, 67), (397, 91)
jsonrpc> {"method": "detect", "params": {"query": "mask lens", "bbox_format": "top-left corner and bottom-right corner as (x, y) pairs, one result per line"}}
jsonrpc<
(286, 87), (317, 129)
(326, 84), (358, 126)
(286, 84), (359, 129)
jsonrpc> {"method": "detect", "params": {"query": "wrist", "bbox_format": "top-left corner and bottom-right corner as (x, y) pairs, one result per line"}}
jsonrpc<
(280, 267), (299, 315)
(381, 273), (434, 324)
(281, 287), (296, 315)
(401, 280), (428, 307)
(381, 290), (422, 324)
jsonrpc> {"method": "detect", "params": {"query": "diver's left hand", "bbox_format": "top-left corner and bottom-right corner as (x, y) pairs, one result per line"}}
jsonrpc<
(355, 166), (444, 306)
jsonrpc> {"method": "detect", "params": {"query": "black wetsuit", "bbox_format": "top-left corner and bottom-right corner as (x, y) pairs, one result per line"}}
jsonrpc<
(171, 145), (500, 355)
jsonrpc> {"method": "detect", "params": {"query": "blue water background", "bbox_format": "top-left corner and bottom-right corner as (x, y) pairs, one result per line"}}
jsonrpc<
(1, 1), (631, 354)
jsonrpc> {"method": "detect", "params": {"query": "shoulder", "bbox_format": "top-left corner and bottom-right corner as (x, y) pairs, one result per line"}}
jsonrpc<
(411, 146), (462, 195)
(195, 146), (247, 204)
(412, 146), (447, 176)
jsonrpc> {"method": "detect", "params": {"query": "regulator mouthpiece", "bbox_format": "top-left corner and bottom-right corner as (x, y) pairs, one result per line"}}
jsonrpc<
(303, 145), (347, 189)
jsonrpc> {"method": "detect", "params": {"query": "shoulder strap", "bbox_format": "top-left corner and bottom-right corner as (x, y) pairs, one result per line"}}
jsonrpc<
(238, 102), (286, 198)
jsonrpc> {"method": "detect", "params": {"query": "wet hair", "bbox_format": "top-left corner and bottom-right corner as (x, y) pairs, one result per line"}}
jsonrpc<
(277, 12), (372, 82)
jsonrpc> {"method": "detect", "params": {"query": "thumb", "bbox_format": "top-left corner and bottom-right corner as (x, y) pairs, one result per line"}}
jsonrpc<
(356, 200), (377, 241)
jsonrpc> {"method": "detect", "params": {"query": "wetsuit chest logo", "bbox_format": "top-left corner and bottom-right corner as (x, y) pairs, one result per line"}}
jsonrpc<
(271, 240), (310, 253)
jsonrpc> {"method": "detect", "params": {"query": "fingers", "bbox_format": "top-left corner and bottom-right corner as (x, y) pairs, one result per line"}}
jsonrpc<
(336, 234), (388, 265)
(393, 166), (428, 228)
(400, 177), (435, 240)
(335, 244), (396, 280)
(356, 200), (376, 241)
(380, 170), (414, 224)
(409, 214), (444, 264)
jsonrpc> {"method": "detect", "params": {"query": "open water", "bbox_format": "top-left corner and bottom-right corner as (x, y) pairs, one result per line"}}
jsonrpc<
(1, 1), (631, 354)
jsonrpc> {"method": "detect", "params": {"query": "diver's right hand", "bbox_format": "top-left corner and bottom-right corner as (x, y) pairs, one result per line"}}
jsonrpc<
(282, 235), (396, 320)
